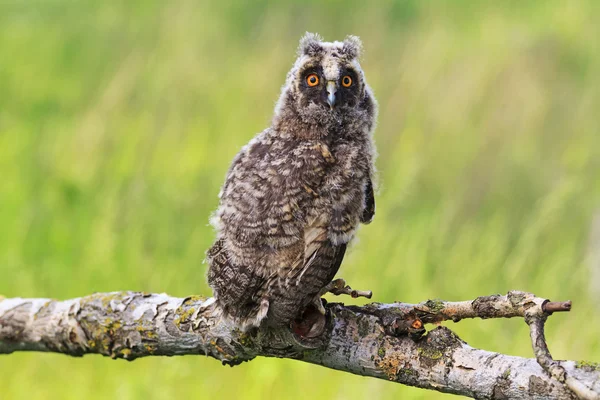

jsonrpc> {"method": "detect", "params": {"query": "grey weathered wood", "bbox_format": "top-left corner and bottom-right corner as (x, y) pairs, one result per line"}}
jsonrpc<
(1, 291), (598, 399)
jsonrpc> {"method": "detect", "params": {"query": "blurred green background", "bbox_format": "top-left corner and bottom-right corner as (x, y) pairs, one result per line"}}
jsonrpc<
(1, 1), (599, 399)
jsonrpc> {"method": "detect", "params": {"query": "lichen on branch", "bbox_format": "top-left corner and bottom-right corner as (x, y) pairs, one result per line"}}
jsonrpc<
(0, 291), (598, 399)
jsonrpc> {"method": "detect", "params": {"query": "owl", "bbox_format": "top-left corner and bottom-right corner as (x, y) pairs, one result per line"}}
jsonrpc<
(206, 33), (377, 334)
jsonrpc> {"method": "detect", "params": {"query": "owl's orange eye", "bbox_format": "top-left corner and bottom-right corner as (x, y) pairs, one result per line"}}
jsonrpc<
(342, 75), (352, 87)
(306, 74), (319, 87)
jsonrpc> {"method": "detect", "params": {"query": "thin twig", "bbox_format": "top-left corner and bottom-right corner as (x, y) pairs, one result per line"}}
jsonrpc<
(543, 301), (572, 313)
(321, 278), (373, 299)
(527, 314), (599, 400)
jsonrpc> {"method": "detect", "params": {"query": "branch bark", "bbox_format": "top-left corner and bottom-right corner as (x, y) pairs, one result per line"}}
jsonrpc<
(1, 291), (598, 399)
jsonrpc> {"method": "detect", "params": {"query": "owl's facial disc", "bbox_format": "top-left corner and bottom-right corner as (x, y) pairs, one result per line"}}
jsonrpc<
(326, 81), (337, 109)
(298, 65), (360, 115)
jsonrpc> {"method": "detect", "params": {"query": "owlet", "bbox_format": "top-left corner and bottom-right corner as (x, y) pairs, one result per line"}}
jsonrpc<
(207, 33), (377, 334)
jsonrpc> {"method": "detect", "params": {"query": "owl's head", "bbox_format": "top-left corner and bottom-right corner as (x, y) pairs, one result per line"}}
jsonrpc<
(274, 33), (376, 136)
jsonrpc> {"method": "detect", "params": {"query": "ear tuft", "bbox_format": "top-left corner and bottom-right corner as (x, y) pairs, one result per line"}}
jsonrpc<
(342, 35), (363, 59)
(298, 32), (323, 57)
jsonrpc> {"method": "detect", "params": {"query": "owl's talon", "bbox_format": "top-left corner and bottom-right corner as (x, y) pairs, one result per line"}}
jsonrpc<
(291, 303), (327, 338)
(312, 297), (327, 315)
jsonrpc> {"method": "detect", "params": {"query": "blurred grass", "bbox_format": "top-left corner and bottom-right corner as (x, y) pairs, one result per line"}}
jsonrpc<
(1, 1), (599, 399)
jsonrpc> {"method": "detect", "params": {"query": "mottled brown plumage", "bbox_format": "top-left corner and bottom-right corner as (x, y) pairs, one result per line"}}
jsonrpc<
(206, 33), (378, 331)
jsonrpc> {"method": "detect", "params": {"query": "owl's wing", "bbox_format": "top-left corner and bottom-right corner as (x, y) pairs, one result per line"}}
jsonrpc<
(206, 239), (270, 327)
(287, 224), (347, 292)
(360, 177), (375, 224)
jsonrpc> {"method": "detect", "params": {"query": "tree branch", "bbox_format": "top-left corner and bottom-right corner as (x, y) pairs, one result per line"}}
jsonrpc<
(1, 291), (598, 399)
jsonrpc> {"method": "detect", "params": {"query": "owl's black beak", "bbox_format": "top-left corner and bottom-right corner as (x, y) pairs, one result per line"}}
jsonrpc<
(326, 81), (337, 109)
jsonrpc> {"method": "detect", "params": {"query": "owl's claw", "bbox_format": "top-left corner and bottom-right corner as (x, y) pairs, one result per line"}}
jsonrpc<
(320, 278), (373, 299)
(291, 279), (372, 340)
(292, 302), (327, 339)
(312, 296), (327, 315)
